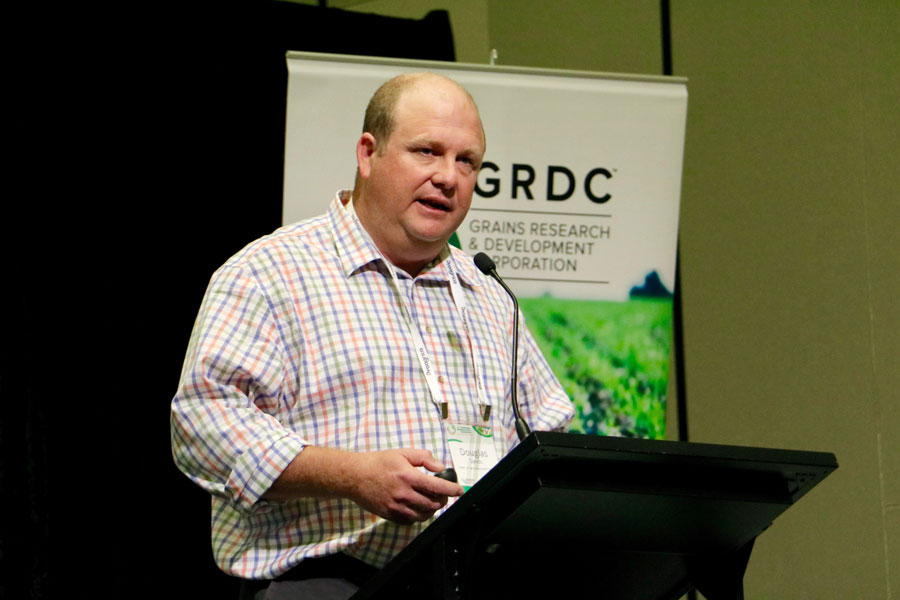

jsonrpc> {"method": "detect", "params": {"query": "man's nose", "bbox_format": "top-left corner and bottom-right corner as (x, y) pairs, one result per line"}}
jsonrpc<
(431, 157), (457, 195)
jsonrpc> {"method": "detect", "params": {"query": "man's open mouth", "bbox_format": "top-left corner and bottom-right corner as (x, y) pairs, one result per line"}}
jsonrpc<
(417, 198), (451, 212)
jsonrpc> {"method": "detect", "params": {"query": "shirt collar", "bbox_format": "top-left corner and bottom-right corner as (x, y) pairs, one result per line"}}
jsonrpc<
(328, 189), (482, 286)
(329, 190), (383, 277)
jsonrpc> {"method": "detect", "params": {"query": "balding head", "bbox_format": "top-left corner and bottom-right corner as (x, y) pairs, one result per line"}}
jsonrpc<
(362, 72), (485, 154)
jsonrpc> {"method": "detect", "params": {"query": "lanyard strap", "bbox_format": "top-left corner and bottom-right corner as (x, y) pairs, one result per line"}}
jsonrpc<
(442, 252), (492, 419)
(384, 249), (492, 421)
(345, 199), (491, 421)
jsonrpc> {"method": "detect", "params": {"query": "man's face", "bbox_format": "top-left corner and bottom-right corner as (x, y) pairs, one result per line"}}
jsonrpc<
(356, 79), (485, 274)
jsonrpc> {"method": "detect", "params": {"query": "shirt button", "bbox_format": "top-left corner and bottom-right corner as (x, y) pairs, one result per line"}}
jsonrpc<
(438, 375), (445, 383)
(425, 326), (433, 334)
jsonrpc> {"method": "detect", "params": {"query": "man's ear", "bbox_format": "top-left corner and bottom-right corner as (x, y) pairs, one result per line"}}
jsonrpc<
(356, 133), (377, 179)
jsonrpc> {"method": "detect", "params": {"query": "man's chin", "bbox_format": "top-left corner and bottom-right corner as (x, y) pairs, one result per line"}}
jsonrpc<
(411, 235), (451, 250)
(405, 221), (459, 247)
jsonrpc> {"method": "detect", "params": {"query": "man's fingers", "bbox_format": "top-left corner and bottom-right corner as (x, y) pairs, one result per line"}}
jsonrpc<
(384, 489), (447, 524)
(398, 449), (462, 494)
(399, 448), (445, 473)
(402, 450), (464, 497)
(413, 470), (464, 499)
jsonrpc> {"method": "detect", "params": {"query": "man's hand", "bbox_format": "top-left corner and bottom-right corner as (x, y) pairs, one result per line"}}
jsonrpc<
(263, 446), (463, 525)
(348, 449), (463, 525)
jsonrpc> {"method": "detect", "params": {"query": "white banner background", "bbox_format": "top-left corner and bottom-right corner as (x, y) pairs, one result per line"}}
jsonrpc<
(283, 53), (687, 302)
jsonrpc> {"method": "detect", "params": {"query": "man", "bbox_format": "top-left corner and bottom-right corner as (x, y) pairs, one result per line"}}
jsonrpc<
(171, 72), (574, 599)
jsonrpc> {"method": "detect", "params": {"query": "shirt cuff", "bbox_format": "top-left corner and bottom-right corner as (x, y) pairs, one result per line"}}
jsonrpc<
(227, 432), (308, 512)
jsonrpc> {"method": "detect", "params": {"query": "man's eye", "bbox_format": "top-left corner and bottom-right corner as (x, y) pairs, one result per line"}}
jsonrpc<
(418, 147), (433, 155)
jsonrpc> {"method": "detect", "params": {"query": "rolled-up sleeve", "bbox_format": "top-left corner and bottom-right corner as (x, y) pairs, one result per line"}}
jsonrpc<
(171, 264), (306, 512)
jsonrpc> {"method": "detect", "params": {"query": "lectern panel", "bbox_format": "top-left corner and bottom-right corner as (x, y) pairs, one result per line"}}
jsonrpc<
(351, 432), (837, 600)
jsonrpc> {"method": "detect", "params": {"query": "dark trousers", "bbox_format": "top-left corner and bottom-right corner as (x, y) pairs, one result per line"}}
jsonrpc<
(239, 554), (377, 600)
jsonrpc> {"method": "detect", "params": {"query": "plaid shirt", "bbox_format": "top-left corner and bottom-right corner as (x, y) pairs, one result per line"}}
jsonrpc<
(171, 191), (574, 578)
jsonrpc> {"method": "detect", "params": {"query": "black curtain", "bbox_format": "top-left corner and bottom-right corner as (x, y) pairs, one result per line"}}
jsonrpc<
(3, 3), (454, 599)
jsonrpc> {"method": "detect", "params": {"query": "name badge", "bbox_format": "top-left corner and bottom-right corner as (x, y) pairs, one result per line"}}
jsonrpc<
(444, 422), (500, 490)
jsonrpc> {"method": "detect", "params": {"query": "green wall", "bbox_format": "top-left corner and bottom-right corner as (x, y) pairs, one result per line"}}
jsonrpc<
(670, 2), (899, 597)
(309, 0), (899, 596)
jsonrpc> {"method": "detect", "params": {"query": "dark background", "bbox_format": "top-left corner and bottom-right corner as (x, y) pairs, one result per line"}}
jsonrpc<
(3, 3), (455, 598)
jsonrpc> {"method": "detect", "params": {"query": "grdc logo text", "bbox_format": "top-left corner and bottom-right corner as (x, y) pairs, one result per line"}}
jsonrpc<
(475, 162), (614, 204)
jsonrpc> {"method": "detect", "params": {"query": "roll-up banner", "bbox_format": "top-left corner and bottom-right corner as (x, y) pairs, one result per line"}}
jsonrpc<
(284, 52), (687, 439)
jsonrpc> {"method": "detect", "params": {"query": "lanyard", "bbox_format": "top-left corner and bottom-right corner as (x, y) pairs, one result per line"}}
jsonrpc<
(383, 248), (492, 422)
(442, 253), (491, 420)
(346, 201), (491, 421)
